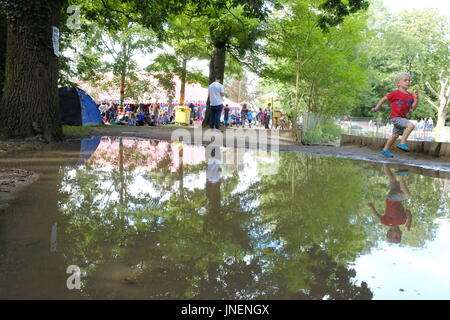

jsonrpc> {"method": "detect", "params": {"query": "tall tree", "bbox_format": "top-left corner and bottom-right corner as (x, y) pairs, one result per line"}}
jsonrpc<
(146, 14), (209, 105)
(0, 9), (6, 92)
(0, 0), (191, 140)
(200, 0), (370, 126)
(355, 5), (450, 123)
(425, 72), (450, 129)
(261, 0), (370, 137)
(193, 1), (275, 126)
(0, 0), (65, 141)
(87, 22), (156, 106)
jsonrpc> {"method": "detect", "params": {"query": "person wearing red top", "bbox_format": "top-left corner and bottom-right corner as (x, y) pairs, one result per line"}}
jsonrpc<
(372, 72), (420, 158)
(368, 165), (412, 244)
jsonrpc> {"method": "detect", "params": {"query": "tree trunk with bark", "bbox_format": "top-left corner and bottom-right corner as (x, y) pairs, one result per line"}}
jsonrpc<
(0, 0), (65, 142)
(202, 42), (226, 127)
(425, 72), (450, 130)
(209, 42), (226, 84)
(0, 11), (6, 90)
(179, 58), (187, 106)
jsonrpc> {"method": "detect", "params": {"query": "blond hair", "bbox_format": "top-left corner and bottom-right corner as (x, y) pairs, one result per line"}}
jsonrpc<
(394, 72), (411, 87)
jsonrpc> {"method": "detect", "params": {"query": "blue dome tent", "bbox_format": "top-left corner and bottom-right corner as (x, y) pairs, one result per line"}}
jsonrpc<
(58, 86), (103, 126)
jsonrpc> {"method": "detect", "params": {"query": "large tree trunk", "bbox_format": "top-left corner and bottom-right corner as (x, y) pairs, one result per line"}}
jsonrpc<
(209, 42), (226, 84)
(0, 0), (64, 142)
(437, 109), (448, 129)
(0, 11), (6, 91)
(202, 42), (226, 127)
(426, 73), (449, 130)
(437, 78), (449, 129)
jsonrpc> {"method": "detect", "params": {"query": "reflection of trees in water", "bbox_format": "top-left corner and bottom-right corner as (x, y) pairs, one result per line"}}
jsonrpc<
(57, 147), (377, 299)
(252, 154), (374, 261)
(59, 145), (450, 299)
(244, 154), (373, 299)
(255, 245), (372, 300)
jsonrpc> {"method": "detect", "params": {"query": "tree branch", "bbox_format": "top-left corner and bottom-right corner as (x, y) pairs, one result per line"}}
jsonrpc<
(424, 96), (440, 112)
(100, 0), (135, 21)
(99, 33), (118, 59)
(425, 81), (440, 99)
(225, 5), (246, 28)
(445, 79), (450, 99)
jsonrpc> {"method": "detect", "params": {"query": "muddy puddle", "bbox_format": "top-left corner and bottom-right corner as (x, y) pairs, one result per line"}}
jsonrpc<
(0, 137), (449, 299)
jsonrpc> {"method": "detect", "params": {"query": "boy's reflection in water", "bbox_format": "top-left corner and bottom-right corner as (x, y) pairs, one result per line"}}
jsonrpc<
(368, 164), (412, 243)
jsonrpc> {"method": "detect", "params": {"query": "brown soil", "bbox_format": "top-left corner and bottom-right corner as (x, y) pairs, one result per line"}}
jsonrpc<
(0, 169), (39, 209)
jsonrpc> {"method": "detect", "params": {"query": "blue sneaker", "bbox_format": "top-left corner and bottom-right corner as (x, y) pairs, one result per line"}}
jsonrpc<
(397, 143), (410, 152)
(380, 150), (394, 158)
(395, 169), (408, 177)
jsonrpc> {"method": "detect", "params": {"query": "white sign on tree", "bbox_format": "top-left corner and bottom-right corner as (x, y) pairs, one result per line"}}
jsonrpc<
(52, 26), (60, 57)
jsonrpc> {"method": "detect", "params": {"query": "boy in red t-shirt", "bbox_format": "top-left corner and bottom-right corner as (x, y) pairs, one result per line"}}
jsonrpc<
(367, 165), (412, 244)
(372, 72), (419, 158)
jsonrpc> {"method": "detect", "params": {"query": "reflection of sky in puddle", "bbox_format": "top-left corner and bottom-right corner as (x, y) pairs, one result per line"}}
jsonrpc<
(69, 138), (270, 207)
(355, 219), (450, 299)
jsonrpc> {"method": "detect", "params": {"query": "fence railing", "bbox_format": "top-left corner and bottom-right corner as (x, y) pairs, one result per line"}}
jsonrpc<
(340, 120), (450, 143)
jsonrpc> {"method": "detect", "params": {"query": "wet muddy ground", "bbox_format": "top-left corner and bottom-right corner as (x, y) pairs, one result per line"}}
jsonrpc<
(0, 137), (448, 299)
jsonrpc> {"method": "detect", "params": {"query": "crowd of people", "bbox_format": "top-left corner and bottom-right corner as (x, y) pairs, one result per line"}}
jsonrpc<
(207, 76), (288, 130)
(98, 102), (177, 126)
(222, 104), (278, 129)
(416, 117), (434, 132)
(97, 100), (285, 129)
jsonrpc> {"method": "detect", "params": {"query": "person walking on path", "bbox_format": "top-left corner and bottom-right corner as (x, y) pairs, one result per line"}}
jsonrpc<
(208, 76), (225, 130)
(372, 72), (419, 158)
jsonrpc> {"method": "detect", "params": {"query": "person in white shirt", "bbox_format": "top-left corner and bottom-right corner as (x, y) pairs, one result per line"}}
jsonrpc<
(208, 76), (225, 130)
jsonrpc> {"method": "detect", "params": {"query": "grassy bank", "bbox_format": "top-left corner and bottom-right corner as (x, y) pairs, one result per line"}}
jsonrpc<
(0, 125), (97, 157)
(62, 125), (97, 139)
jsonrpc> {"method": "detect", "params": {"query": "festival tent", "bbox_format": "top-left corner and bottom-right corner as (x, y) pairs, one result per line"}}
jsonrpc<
(222, 98), (241, 109)
(59, 86), (103, 126)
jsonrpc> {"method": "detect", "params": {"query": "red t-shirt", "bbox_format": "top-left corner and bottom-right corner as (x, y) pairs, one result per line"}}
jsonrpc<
(380, 200), (407, 226)
(386, 90), (414, 119)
